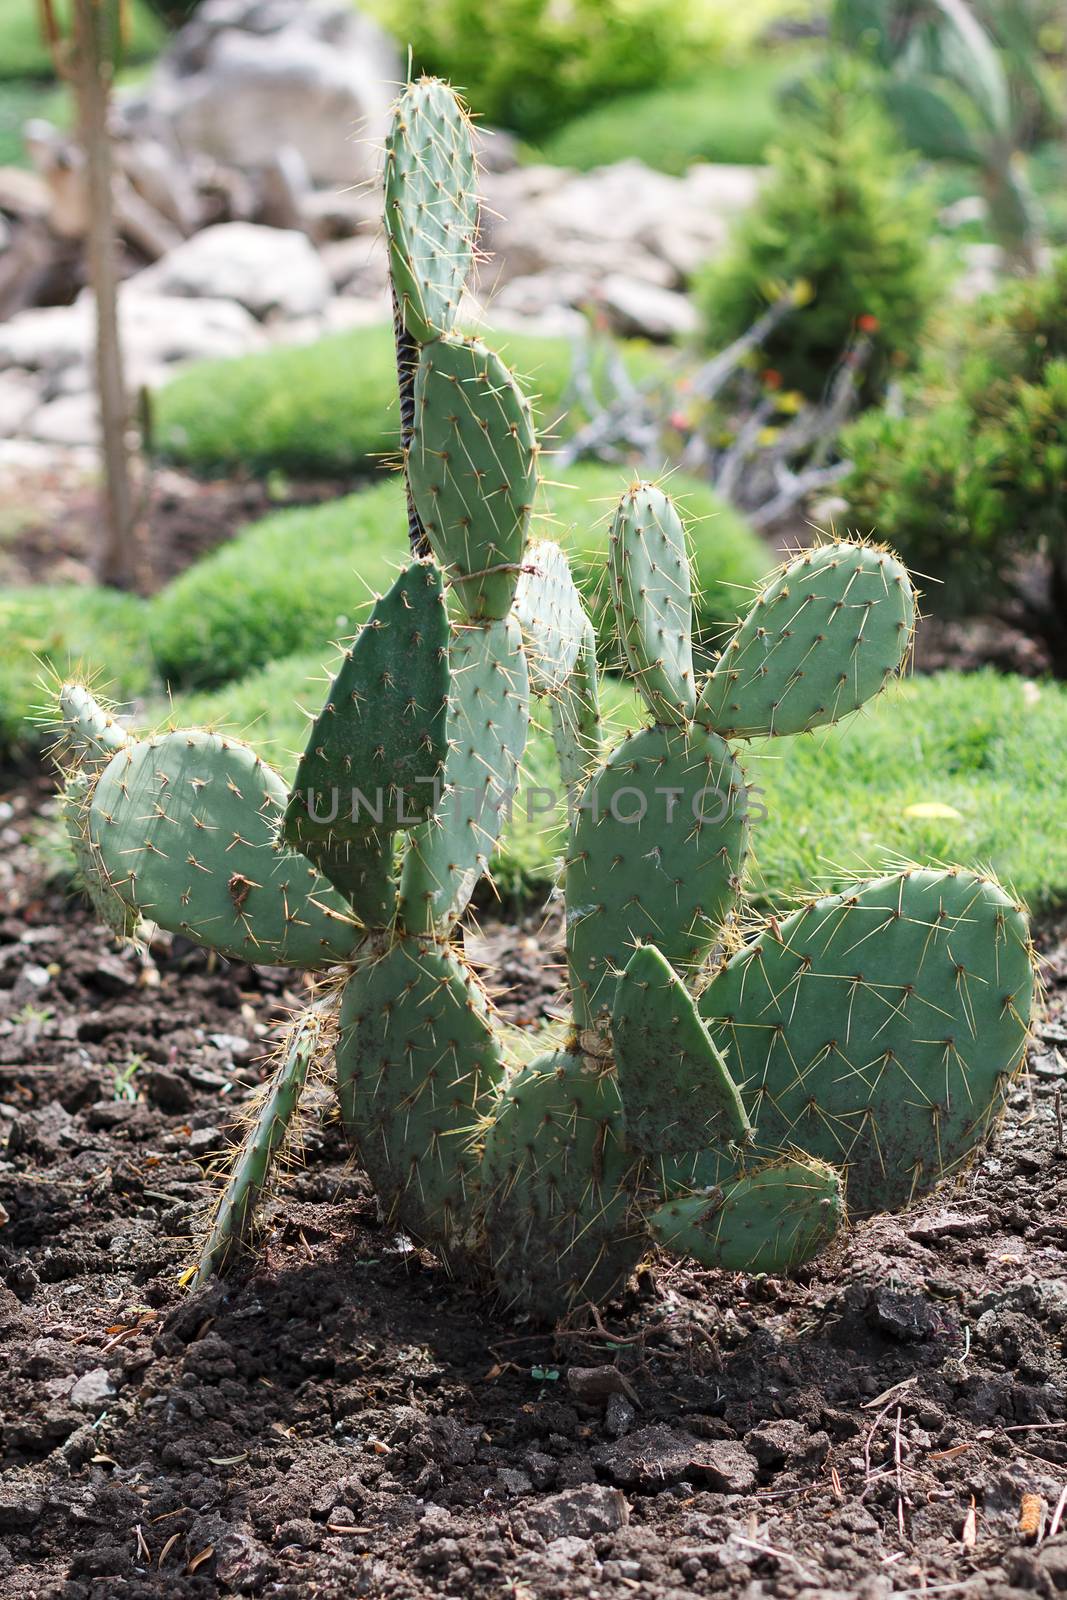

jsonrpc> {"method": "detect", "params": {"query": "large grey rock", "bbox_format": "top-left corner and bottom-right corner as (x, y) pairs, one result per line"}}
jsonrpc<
(0, 287), (259, 386)
(122, 0), (400, 187)
(597, 273), (699, 340)
(27, 392), (100, 447)
(134, 222), (329, 319)
(0, 370), (42, 436)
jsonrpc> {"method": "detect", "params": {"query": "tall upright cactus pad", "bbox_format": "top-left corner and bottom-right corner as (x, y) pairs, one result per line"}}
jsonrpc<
(337, 938), (503, 1261)
(87, 732), (359, 967)
(549, 616), (602, 802)
(613, 943), (750, 1156)
(408, 336), (539, 620)
(514, 541), (587, 696)
(399, 616), (529, 934)
(384, 77), (478, 344)
(193, 1002), (331, 1286)
(610, 483), (695, 726)
(698, 868), (1035, 1215)
(566, 723), (749, 1025)
(699, 542), (917, 739)
(282, 560), (450, 919)
(284, 561), (450, 841)
(646, 1157), (845, 1273)
(481, 1050), (644, 1315)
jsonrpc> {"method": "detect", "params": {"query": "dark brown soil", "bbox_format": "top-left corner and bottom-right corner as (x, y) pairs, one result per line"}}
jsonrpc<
(0, 459), (363, 592)
(1, 778), (1066, 1600)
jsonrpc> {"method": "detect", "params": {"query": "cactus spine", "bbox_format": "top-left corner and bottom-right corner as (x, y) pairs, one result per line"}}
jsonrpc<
(50, 77), (1037, 1323)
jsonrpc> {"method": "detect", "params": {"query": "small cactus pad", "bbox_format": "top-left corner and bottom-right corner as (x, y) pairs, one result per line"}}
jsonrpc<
(285, 560), (449, 838)
(646, 1156), (845, 1273)
(698, 869), (1035, 1215)
(88, 732), (359, 966)
(480, 1050), (644, 1316)
(408, 336), (538, 620)
(337, 937), (503, 1258)
(610, 483), (695, 725)
(699, 541), (917, 738)
(567, 724), (749, 1026)
(612, 944), (750, 1156)
(384, 77), (478, 343)
(549, 615), (602, 802)
(399, 616), (529, 933)
(194, 1003), (328, 1285)
(55, 682), (130, 773)
(514, 541), (586, 695)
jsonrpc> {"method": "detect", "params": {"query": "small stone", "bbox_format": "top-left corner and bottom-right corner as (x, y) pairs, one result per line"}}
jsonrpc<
(69, 1367), (116, 1411)
(605, 1392), (635, 1438)
(497, 1468), (532, 1495)
(566, 1365), (637, 1404)
(145, 1068), (194, 1114)
(906, 1211), (989, 1242)
(11, 964), (50, 1004)
(866, 1287), (942, 1343)
(187, 1126), (225, 1156)
(208, 1032), (253, 1059)
(522, 1486), (630, 1540)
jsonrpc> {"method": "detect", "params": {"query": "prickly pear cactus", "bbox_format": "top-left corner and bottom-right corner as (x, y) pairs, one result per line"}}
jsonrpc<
(48, 76), (1038, 1326)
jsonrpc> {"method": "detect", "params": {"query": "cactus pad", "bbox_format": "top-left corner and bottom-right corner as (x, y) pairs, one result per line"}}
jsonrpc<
(514, 540), (587, 695)
(699, 541), (916, 739)
(612, 943), (750, 1156)
(337, 937), (503, 1258)
(408, 336), (538, 621)
(55, 682), (130, 773)
(399, 616), (529, 933)
(567, 724), (749, 1025)
(282, 560), (449, 918)
(384, 77), (478, 343)
(610, 483), (695, 725)
(194, 1003), (329, 1285)
(646, 1156), (845, 1273)
(481, 1049), (644, 1315)
(698, 868), (1035, 1215)
(87, 732), (359, 966)
(549, 616), (602, 804)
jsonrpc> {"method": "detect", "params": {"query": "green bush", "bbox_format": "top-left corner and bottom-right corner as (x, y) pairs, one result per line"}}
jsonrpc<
(149, 464), (771, 691)
(696, 65), (938, 400)
(168, 660), (1067, 913)
(0, 586), (151, 759)
(842, 253), (1067, 616)
(375, 0), (792, 141)
(0, 0), (163, 80)
(539, 55), (806, 173)
(153, 322), (662, 479)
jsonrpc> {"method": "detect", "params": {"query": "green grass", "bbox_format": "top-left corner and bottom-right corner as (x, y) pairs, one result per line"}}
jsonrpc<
(0, 1), (163, 81)
(148, 463), (770, 692)
(751, 670), (1067, 914)
(0, 586), (151, 759)
(165, 660), (1067, 915)
(537, 53), (809, 175)
(153, 323), (664, 479)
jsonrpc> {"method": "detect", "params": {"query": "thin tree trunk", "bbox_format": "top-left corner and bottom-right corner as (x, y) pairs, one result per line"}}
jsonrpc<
(72, 0), (139, 589)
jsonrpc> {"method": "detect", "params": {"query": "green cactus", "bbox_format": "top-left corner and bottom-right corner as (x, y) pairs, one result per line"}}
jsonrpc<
(385, 77), (478, 344)
(84, 729), (360, 966)
(646, 1156), (845, 1273)
(697, 867), (1034, 1216)
(407, 336), (539, 621)
(337, 937), (503, 1265)
(48, 75), (1038, 1327)
(193, 1000), (333, 1286)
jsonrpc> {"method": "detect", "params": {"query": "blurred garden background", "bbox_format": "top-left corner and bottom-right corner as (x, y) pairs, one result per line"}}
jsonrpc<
(1, 0), (1066, 913)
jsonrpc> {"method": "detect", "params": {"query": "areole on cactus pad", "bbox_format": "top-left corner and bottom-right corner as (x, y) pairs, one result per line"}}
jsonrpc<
(47, 73), (1038, 1324)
